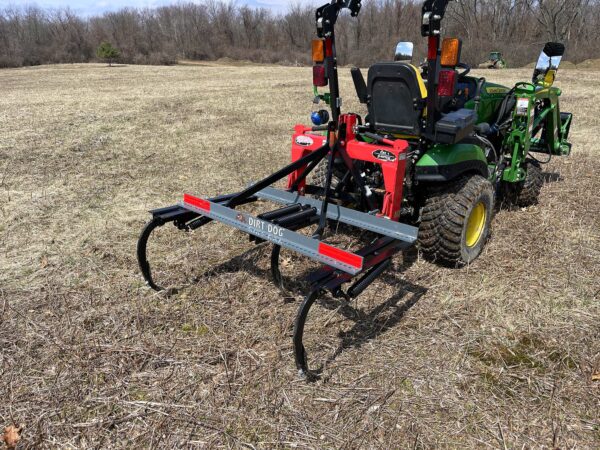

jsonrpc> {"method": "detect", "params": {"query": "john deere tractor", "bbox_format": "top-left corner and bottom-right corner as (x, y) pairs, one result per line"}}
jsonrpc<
(478, 51), (507, 69)
(138, 0), (573, 375)
(309, 0), (573, 266)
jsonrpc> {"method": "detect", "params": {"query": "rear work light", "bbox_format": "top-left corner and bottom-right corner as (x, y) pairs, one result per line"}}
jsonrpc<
(312, 39), (325, 63)
(440, 38), (462, 67)
(313, 64), (328, 87)
(437, 69), (457, 97)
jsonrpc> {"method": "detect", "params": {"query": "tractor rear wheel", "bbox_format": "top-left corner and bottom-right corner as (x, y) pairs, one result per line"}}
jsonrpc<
(310, 160), (343, 192)
(419, 175), (495, 266)
(505, 160), (543, 207)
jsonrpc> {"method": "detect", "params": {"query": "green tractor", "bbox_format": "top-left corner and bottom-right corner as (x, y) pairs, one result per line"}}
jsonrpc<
(320, 1), (573, 266)
(416, 41), (571, 264)
(137, 0), (574, 375)
(478, 51), (507, 69)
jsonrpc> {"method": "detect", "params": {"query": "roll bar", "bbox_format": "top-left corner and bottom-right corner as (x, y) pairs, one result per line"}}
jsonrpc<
(314, 0), (454, 137)
(314, 0), (362, 125)
(316, 1), (361, 38)
(421, 0), (452, 36)
(421, 0), (452, 135)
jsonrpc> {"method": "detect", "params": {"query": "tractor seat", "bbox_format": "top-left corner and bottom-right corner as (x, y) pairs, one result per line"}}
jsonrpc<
(366, 62), (427, 136)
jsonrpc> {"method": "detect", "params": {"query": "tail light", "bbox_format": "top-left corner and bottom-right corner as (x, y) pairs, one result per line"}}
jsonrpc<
(438, 69), (457, 97)
(313, 65), (328, 87)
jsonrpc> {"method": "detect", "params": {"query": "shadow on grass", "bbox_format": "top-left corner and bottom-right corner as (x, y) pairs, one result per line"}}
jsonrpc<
(542, 171), (563, 183)
(315, 276), (426, 376)
(495, 168), (564, 212)
(197, 242), (425, 378)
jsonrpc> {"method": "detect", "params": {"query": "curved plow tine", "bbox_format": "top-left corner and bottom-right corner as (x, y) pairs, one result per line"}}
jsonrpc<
(137, 218), (165, 292)
(136, 206), (204, 292)
(270, 245), (283, 290)
(140, 181), (415, 380)
(293, 288), (323, 380)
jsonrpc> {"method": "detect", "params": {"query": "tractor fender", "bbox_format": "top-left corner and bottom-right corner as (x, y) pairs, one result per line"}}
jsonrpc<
(415, 143), (488, 182)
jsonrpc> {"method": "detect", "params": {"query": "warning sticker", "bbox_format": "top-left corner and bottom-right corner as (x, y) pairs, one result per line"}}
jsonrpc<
(516, 98), (529, 116)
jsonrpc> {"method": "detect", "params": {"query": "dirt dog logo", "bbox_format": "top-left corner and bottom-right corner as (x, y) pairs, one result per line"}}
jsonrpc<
(247, 215), (284, 238)
(295, 136), (314, 147)
(372, 149), (396, 162)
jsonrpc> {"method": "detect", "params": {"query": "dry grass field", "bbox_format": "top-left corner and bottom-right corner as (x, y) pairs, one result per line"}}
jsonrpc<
(0, 62), (598, 448)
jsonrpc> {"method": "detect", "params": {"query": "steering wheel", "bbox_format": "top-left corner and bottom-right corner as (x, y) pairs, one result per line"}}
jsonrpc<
(457, 62), (471, 79)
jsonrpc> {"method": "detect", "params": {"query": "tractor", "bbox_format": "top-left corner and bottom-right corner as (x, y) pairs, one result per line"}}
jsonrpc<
(137, 0), (572, 378)
(478, 51), (507, 69)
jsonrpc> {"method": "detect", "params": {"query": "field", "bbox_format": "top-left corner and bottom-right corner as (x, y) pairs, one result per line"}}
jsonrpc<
(0, 63), (598, 448)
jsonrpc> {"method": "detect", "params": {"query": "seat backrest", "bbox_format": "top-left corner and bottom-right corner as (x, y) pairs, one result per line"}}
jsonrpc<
(367, 62), (427, 136)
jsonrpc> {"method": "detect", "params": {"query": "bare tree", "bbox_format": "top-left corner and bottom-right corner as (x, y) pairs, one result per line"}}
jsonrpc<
(0, 0), (599, 69)
(526, 0), (591, 41)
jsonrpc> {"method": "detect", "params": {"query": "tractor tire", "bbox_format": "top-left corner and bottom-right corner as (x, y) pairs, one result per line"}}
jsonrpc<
(504, 160), (543, 207)
(419, 175), (495, 266)
(309, 160), (342, 191)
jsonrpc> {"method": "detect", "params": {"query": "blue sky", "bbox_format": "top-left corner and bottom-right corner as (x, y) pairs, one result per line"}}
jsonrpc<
(0, 0), (323, 16)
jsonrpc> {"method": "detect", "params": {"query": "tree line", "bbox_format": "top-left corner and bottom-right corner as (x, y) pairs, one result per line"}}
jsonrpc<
(0, 0), (598, 69)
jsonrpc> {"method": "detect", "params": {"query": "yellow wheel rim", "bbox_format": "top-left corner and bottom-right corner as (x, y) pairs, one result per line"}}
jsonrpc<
(465, 202), (486, 248)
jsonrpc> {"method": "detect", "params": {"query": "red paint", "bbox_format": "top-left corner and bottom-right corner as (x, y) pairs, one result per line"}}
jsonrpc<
(427, 35), (439, 60)
(287, 132), (326, 191)
(184, 194), (210, 212)
(287, 116), (409, 222)
(345, 138), (409, 220)
(325, 38), (333, 57)
(339, 114), (358, 142)
(318, 243), (363, 269)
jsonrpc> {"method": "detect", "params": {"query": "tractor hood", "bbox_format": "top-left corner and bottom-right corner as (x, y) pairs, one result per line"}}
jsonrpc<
(464, 80), (511, 124)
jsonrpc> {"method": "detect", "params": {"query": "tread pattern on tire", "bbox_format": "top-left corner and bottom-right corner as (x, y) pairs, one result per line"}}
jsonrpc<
(309, 161), (327, 187)
(309, 161), (341, 191)
(513, 160), (543, 207)
(419, 175), (494, 266)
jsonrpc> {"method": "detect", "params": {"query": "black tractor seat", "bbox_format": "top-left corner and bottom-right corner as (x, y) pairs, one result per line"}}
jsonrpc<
(367, 62), (427, 136)
(352, 62), (427, 137)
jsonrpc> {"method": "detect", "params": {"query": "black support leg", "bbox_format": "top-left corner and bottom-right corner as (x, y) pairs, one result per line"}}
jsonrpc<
(137, 218), (164, 291)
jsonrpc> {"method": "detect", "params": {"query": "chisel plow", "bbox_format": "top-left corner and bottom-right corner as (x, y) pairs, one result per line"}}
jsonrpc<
(136, 0), (426, 378)
(136, 0), (574, 378)
(137, 125), (418, 377)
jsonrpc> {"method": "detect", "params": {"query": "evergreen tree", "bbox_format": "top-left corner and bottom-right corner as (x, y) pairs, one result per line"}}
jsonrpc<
(96, 42), (120, 67)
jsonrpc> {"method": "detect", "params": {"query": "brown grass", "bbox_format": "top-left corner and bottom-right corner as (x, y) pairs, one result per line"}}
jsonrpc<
(576, 59), (600, 70)
(0, 63), (598, 448)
